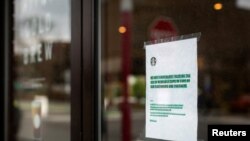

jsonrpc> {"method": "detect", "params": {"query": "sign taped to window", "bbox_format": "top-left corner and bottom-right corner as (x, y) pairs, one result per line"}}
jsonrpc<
(145, 33), (201, 141)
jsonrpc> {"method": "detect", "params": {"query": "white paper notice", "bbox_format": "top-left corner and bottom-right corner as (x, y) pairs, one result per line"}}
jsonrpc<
(145, 38), (198, 141)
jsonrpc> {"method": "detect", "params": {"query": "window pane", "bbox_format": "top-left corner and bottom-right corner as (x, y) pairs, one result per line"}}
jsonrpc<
(101, 0), (250, 140)
(12, 0), (71, 140)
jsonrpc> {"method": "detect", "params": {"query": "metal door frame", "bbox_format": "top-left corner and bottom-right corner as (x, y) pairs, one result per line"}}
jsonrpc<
(71, 0), (100, 140)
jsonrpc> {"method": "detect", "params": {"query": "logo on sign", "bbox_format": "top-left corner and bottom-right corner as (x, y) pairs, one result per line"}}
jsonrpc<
(151, 57), (157, 66)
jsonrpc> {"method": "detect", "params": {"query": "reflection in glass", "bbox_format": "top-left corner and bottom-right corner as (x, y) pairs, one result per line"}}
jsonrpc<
(13, 0), (71, 140)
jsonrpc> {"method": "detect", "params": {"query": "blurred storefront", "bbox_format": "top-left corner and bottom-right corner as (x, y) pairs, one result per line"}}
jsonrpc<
(2, 0), (250, 141)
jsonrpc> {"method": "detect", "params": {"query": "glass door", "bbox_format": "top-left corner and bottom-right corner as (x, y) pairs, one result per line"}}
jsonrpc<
(101, 0), (250, 141)
(11, 0), (71, 140)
